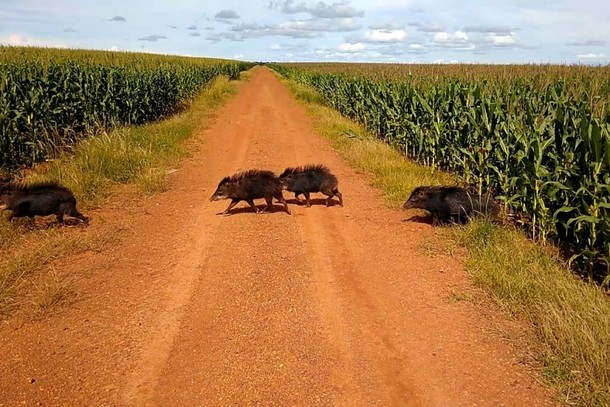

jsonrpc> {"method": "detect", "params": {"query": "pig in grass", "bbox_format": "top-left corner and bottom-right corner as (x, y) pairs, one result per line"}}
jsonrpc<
(0, 181), (88, 224)
(403, 185), (499, 226)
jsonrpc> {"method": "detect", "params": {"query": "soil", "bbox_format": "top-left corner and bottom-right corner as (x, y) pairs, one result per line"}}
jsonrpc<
(0, 67), (556, 406)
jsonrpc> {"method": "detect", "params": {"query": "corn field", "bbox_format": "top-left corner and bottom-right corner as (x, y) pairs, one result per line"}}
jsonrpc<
(0, 46), (253, 170)
(271, 63), (610, 281)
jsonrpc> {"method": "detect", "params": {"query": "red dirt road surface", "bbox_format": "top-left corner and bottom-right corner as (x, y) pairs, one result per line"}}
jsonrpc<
(0, 67), (555, 406)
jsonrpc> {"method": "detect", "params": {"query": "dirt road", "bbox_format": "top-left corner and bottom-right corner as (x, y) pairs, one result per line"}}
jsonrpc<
(0, 67), (554, 406)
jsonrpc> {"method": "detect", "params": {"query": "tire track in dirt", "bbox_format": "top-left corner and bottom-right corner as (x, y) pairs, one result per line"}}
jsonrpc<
(121, 77), (259, 405)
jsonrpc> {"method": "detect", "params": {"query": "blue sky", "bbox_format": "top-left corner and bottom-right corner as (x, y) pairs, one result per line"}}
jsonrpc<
(1, 0), (609, 64)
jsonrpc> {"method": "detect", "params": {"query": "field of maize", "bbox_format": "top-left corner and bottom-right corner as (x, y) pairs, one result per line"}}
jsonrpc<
(0, 46), (254, 171)
(271, 62), (610, 281)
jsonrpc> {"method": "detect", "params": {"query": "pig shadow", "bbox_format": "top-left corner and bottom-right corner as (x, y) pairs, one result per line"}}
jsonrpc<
(3, 216), (88, 230)
(402, 213), (479, 226)
(402, 214), (434, 224)
(286, 198), (341, 207)
(215, 203), (290, 216)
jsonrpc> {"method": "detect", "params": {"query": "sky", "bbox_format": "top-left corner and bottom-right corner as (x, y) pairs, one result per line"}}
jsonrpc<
(1, 0), (609, 64)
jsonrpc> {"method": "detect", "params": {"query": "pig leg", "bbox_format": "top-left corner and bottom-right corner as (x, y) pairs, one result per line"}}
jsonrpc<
(334, 189), (343, 207)
(260, 197), (273, 213)
(322, 187), (343, 207)
(321, 187), (334, 207)
(246, 199), (259, 213)
(274, 192), (291, 215)
(431, 213), (439, 227)
(72, 209), (89, 224)
(223, 199), (240, 215)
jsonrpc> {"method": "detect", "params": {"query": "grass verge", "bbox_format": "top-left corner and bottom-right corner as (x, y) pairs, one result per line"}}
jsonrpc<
(283, 78), (610, 407)
(0, 74), (242, 317)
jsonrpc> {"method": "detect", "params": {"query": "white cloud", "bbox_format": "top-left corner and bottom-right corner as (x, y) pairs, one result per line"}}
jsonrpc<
(410, 22), (444, 33)
(109, 45), (119, 51)
(428, 31), (476, 51)
(228, 18), (361, 40)
(463, 25), (514, 34)
(433, 58), (459, 64)
(363, 29), (407, 43)
(269, 42), (308, 51)
(577, 53), (607, 59)
(487, 32), (518, 46)
(237, 26), (317, 38)
(433, 31), (468, 43)
(3, 0), (610, 63)
(369, 22), (405, 30)
(346, 28), (408, 44)
(275, 0), (364, 19)
(313, 42), (372, 59)
(0, 33), (68, 48)
(338, 42), (365, 52)
(281, 18), (361, 32)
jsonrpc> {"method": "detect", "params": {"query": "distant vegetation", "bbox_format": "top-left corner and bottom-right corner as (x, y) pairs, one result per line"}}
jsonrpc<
(271, 62), (610, 282)
(0, 46), (254, 170)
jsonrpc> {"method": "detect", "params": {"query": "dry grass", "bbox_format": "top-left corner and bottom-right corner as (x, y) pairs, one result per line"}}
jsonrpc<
(0, 223), (113, 315)
(454, 221), (610, 405)
(30, 270), (76, 314)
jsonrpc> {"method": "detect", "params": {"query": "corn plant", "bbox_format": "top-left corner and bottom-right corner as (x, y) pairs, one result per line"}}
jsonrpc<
(271, 63), (610, 281)
(0, 46), (254, 170)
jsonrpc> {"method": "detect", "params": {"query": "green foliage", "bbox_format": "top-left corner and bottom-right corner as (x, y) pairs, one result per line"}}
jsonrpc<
(0, 46), (254, 170)
(271, 63), (610, 281)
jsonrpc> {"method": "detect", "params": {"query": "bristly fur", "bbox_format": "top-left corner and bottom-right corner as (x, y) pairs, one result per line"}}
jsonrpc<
(281, 164), (331, 175)
(4, 180), (72, 193)
(219, 169), (277, 185)
(413, 185), (461, 193)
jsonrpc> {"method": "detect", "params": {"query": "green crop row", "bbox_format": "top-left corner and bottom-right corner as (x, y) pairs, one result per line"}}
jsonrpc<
(271, 63), (610, 282)
(0, 46), (254, 170)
